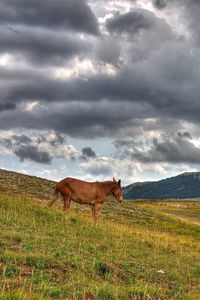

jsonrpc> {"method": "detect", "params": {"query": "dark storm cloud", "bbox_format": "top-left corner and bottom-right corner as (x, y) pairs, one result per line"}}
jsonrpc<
(0, 132), (69, 164)
(0, 0), (99, 35)
(153, 0), (168, 9)
(0, 100), (150, 138)
(0, 133), (52, 164)
(1, 0), (200, 144)
(13, 134), (32, 144)
(95, 39), (121, 65)
(0, 102), (16, 111)
(177, 131), (192, 140)
(81, 147), (96, 160)
(106, 9), (155, 34)
(0, 27), (90, 65)
(130, 136), (200, 164)
(14, 145), (52, 164)
(1, 34), (200, 138)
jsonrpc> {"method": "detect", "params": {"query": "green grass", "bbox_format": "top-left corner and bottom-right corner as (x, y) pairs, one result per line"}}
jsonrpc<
(0, 193), (200, 299)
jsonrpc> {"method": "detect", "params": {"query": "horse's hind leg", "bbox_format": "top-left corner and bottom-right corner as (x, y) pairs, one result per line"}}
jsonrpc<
(89, 204), (95, 219)
(63, 196), (71, 213)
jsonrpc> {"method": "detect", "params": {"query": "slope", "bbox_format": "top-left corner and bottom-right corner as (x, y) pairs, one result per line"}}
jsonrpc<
(0, 170), (200, 299)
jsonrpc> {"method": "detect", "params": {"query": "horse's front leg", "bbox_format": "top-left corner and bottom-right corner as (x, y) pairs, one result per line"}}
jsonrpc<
(63, 196), (71, 213)
(93, 203), (102, 222)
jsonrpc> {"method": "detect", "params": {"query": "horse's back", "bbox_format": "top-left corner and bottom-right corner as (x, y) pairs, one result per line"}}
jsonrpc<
(58, 177), (96, 188)
(57, 177), (100, 201)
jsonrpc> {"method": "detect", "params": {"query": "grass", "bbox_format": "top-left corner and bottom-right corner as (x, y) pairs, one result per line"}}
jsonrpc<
(0, 194), (200, 300)
(0, 169), (200, 299)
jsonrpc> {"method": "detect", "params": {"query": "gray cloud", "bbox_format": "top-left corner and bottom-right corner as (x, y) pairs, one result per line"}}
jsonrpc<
(0, 0), (200, 159)
(0, 133), (52, 164)
(152, 0), (200, 44)
(0, 132), (72, 164)
(113, 139), (135, 149)
(1, 34), (200, 139)
(153, 0), (168, 9)
(0, 102), (16, 112)
(0, 27), (90, 66)
(95, 38), (121, 65)
(177, 131), (192, 140)
(39, 132), (65, 146)
(106, 9), (155, 34)
(0, 0), (99, 35)
(130, 136), (200, 164)
(82, 161), (112, 176)
(14, 145), (52, 164)
(81, 147), (97, 160)
(13, 134), (32, 144)
(0, 100), (155, 138)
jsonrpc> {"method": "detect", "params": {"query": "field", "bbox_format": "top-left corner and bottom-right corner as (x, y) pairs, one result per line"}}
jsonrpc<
(0, 170), (200, 299)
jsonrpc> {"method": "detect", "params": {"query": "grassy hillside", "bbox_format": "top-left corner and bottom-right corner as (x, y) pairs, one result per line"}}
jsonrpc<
(0, 169), (55, 200)
(0, 169), (200, 299)
(123, 172), (200, 199)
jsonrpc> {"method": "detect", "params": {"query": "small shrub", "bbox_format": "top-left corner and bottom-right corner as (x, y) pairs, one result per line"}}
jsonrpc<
(5, 264), (18, 278)
(96, 262), (113, 278)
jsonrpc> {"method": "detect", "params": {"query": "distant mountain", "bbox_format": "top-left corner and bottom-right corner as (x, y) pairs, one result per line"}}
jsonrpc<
(123, 172), (200, 200)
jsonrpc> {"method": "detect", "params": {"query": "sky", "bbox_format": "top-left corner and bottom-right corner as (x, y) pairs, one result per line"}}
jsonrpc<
(1, 0), (200, 185)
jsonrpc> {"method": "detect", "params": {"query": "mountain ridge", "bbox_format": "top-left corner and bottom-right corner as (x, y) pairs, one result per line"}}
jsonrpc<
(123, 171), (200, 200)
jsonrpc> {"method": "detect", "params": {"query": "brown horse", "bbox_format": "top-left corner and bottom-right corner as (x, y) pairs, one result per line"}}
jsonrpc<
(48, 177), (123, 221)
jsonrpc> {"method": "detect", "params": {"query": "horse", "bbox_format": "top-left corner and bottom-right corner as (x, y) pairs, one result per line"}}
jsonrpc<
(48, 177), (123, 221)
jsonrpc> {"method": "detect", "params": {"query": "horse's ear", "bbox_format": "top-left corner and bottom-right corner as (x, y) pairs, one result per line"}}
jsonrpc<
(113, 177), (116, 182)
(118, 179), (121, 187)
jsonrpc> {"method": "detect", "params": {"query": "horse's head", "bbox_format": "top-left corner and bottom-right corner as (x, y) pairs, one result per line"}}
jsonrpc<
(112, 177), (123, 203)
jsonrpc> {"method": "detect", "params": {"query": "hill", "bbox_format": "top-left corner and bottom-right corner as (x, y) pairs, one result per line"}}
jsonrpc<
(0, 168), (55, 200)
(123, 172), (200, 200)
(0, 169), (200, 299)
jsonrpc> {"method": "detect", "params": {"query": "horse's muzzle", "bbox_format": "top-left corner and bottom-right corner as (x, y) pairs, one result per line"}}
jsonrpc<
(119, 196), (123, 203)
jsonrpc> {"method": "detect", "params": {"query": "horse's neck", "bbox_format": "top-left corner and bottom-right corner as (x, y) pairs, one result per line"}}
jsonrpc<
(100, 182), (115, 196)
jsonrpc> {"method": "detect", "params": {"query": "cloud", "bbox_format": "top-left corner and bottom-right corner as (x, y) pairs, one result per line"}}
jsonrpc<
(94, 38), (121, 65)
(80, 157), (135, 183)
(0, 0), (99, 35)
(81, 158), (114, 176)
(0, 27), (90, 66)
(13, 134), (32, 144)
(14, 145), (52, 164)
(177, 131), (192, 140)
(113, 138), (135, 149)
(127, 135), (200, 164)
(39, 131), (64, 146)
(0, 1), (197, 142)
(81, 147), (97, 160)
(0, 100), (155, 138)
(106, 9), (155, 34)
(0, 131), (78, 164)
(1, 0), (200, 183)
(0, 102), (16, 111)
(153, 0), (168, 9)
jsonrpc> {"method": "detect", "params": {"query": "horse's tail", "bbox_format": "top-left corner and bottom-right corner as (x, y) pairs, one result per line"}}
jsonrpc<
(48, 185), (59, 207)
(54, 186), (59, 197)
